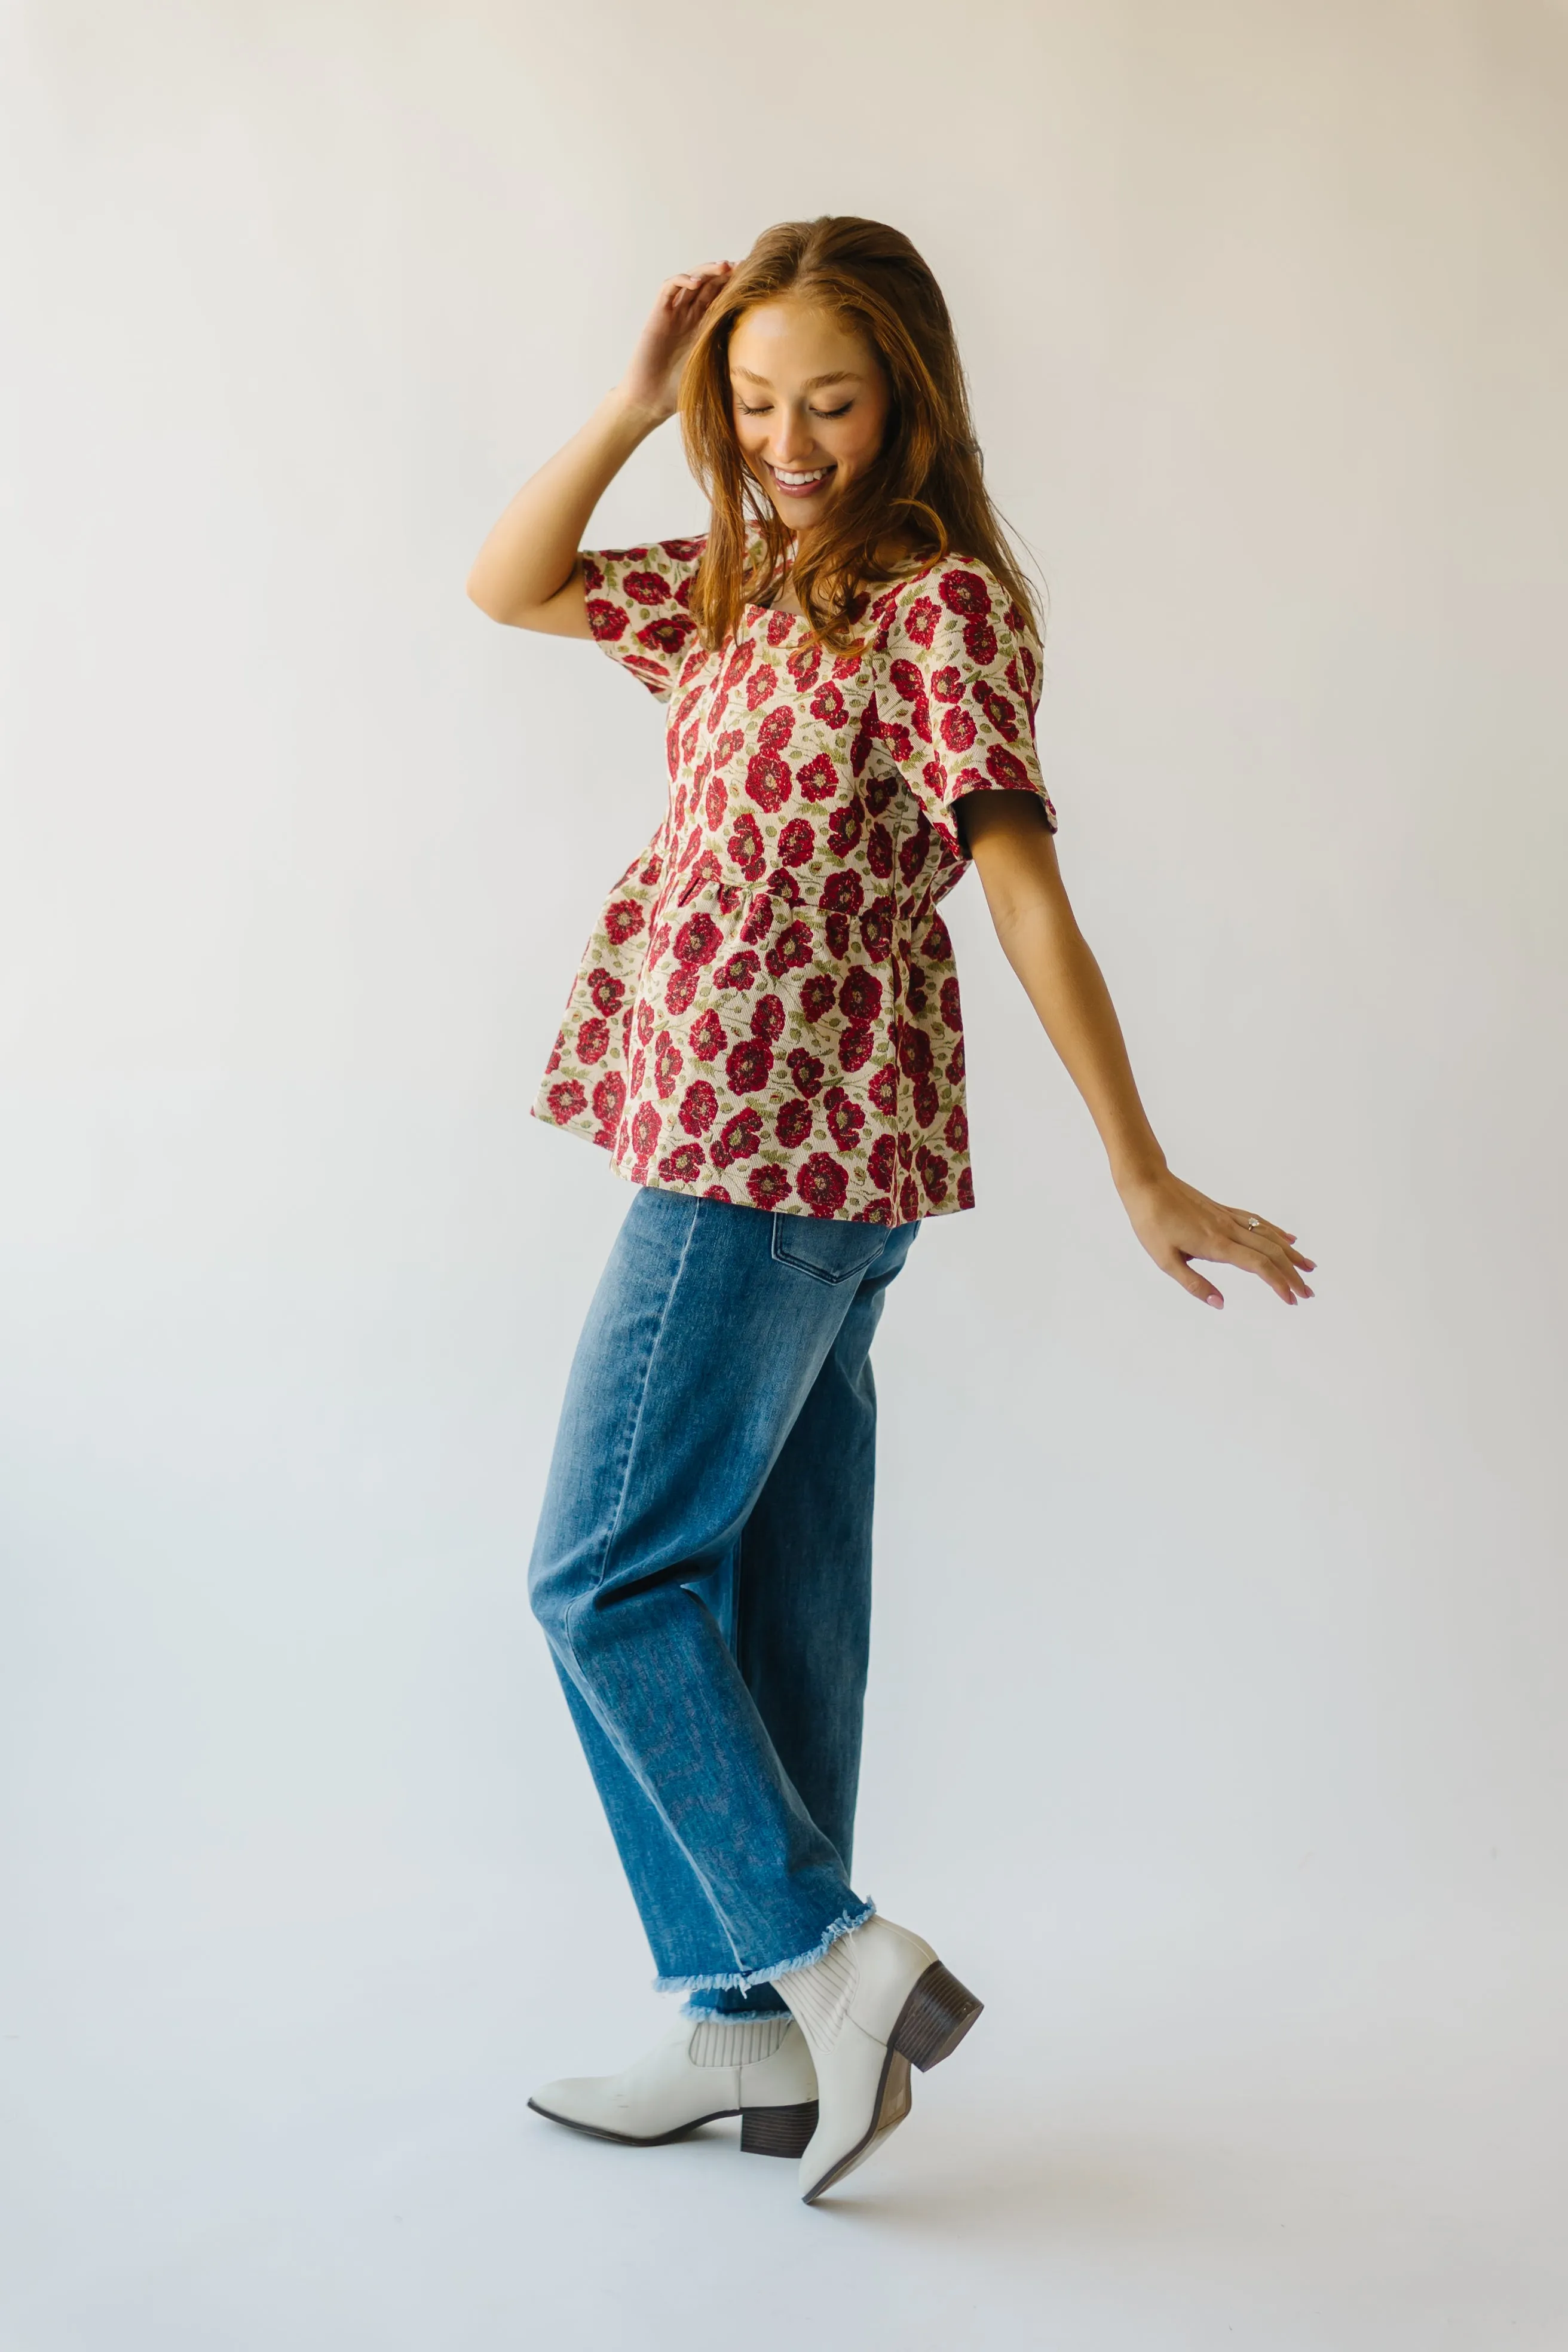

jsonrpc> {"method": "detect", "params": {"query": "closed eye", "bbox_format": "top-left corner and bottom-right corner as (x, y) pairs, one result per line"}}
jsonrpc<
(737, 401), (855, 419)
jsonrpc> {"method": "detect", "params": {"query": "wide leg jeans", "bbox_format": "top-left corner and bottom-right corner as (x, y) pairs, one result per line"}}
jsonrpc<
(528, 1187), (918, 2017)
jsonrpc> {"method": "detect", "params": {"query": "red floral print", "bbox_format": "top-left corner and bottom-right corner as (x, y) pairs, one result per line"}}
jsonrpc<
(664, 965), (699, 1016)
(838, 966), (883, 1022)
(786, 1048), (826, 1098)
(823, 1086), (865, 1151)
(939, 569), (990, 620)
(745, 751), (791, 813)
(728, 810), (766, 878)
(916, 1144), (950, 1203)
(725, 1038), (774, 1094)
(536, 538), (1055, 1220)
(690, 1009), (727, 1062)
(746, 1166), (792, 1209)
(711, 1105), (763, 1167)
(796, 1152), (850, 1217)
(674, 911), (722, 966)
(624, 569), (671, 605)
(604, 899), (645, 944)
(681, 1079), (718, 1135)
(715, 948), (760, 991)
(765, 918), (813, 977)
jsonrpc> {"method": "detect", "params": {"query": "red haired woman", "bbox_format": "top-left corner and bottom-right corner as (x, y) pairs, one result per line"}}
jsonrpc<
(468, 218), (1313, 2204)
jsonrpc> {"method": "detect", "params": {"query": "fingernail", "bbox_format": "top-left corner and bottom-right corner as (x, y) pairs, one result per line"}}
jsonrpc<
(1208, 1294), (1223, 1309)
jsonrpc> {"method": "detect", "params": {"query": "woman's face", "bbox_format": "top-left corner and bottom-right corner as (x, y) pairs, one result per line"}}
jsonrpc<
(727, 298), (891, 535)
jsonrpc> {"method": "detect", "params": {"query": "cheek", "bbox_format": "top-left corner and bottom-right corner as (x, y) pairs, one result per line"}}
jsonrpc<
(838, 419), (886, 473)
(733, 422), (768, 472)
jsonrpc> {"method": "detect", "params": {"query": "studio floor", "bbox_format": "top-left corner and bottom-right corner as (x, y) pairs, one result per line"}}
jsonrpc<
(4, 1895), (1563, 2351)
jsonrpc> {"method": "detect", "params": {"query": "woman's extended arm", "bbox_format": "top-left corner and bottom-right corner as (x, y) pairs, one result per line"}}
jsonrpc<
(963, 794), (1314, 1308)
(466, 262), (732, 633)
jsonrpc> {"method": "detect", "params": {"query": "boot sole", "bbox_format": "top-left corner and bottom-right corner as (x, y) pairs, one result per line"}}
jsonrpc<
(801, 1961), (984, 2206)
(526, 2096), (818, 2158)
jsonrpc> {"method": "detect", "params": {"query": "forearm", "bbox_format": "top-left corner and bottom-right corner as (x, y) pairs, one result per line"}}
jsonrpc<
(465, 388), (666, 627)
(993, 896), (1166, 1190)
(964, 799), (1166, 1190)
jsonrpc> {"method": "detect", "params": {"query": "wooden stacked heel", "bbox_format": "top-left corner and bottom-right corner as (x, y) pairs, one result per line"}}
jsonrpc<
(739, 2100), (820, 2158)
(887, 1961), (984, 2072)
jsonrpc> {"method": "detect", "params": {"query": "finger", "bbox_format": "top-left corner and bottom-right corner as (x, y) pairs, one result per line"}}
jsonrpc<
(1244, 1216), (1315, 1270)
(1225, 1238), (1307, 1303)
(1221, 1206), (1292, 1246)
(1224, 1213), (1316, 1279)
(1198, 1231), (1296, 1300)
(1168, 1253), (1224, 1309)
(1256, 1233), (1314, 1296)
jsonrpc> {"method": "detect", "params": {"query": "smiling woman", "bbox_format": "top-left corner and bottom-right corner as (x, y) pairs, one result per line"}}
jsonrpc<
(464, 213), (1315, 2212)
(678, 216), (1038, 650)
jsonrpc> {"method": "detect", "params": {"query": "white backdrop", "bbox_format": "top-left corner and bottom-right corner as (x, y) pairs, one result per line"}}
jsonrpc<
(4, 2), (1566, 2345)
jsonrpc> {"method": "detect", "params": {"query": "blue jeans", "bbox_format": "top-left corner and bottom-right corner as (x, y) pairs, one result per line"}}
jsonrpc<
(528, 1188), (920, 2019)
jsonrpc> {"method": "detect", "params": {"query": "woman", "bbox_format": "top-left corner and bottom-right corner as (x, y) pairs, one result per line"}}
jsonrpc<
(467, 217), (1313, 2206)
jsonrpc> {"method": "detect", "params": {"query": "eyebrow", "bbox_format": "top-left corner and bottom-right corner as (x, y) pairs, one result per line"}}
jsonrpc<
(731, 368), (863, 391)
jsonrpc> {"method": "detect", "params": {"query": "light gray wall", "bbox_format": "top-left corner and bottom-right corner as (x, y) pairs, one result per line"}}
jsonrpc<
(2, 1), (1565, 2326)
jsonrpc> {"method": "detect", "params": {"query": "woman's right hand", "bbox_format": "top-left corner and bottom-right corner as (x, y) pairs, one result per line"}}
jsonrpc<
(616, 263), (733, 423)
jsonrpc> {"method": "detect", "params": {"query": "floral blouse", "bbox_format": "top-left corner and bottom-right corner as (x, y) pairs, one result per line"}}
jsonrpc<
(534, 535), (1056, 1224)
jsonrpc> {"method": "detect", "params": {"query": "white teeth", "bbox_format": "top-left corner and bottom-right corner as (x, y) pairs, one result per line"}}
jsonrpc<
(774, 468), (829, 486)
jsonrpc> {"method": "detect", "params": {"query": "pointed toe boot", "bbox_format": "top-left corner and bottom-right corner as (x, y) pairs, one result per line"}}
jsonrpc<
(777, 1915), (983, 2203)
(528, 2013), (818, 2157)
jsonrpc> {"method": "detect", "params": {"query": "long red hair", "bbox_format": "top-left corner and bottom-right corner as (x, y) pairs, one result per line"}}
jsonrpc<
(678, 216), (1039, 654)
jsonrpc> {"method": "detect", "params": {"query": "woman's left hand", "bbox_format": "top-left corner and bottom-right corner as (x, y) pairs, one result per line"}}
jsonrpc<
(1116, 1168), (1315, 1309)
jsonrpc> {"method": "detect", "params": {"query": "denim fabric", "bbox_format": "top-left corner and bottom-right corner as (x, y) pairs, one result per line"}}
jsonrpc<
(529, 1187), (919, 2017)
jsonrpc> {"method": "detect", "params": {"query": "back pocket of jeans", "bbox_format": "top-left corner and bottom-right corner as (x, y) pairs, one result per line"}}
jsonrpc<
(770, 1210), (890, 1287)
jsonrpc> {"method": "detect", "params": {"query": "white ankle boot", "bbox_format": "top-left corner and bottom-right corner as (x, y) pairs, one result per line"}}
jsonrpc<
(528, 2014), (819, 2157)
(777, 1915), (983, 2203)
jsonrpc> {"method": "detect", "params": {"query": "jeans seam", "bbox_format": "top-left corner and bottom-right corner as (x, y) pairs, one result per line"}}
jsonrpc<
(560, 1192), (703, 1681)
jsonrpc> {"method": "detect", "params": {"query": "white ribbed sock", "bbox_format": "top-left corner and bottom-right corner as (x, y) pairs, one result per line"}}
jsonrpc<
(684, 2014), (794, 2068)
(777, 1934), (859, 2051)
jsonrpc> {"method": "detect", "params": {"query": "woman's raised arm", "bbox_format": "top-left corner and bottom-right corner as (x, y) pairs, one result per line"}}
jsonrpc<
(465, 262), (733, 634)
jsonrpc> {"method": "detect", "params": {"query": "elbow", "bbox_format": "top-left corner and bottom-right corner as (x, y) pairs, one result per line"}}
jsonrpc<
(466, 569), (511, 624)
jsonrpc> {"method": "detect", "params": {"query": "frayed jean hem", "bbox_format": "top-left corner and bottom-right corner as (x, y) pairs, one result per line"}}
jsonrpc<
(653, 1899), (876, 1996)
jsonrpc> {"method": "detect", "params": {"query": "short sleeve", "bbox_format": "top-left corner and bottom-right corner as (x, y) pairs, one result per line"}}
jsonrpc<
(580, 536), (708, 702)
(878, 559), (1055, 854)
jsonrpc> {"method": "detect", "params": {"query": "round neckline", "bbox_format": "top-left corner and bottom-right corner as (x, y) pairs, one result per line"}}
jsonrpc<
(741, 552), (947, 634)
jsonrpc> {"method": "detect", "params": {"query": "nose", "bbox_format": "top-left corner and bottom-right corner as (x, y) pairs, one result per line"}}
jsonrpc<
(767, 402), (816, 467)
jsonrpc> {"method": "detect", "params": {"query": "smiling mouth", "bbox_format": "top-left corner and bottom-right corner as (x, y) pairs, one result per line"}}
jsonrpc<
(768, 463), (834, 494)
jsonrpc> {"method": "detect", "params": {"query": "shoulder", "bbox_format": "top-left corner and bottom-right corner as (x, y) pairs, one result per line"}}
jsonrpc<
(876, 556), (1030, 643)
(581, 535), (709, 599)
(874, 555), (1039, 702)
